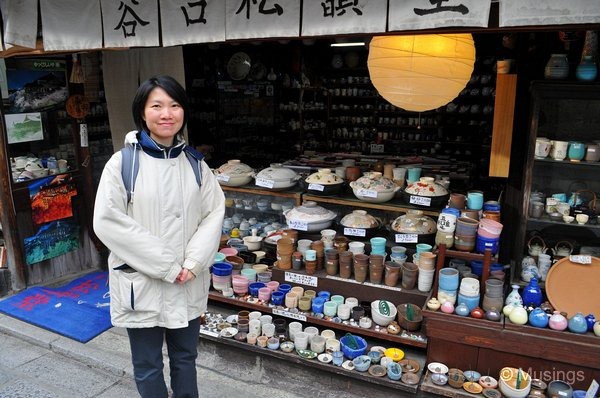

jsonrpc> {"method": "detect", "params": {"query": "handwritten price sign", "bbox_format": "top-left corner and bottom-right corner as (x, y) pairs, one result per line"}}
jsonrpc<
(255, 178), (274, 188)
(395, 233), (418, 243)
(308, 183), (325, 192)
(272, 308), (307, 321)
(216, 174), (230, 182)
(287, 220), (308, 231)
(344, 227), (366, 237)
(284, 272), (318, 287)
(357, 189), (378, 198)
(409, 195), (431, 206)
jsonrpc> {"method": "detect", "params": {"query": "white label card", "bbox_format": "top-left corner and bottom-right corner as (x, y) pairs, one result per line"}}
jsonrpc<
(396, 233), (418, 243)
(357, 189), (378, 198)
(308, 183), (325, 192)
(284, 272), (318, 287)
(199, 328), (220, 338)
(344, 227), (366, 237)
(570, 255), (592, 264)
(288, 220), (308, 231)
(255, 178), (274, 189)
(79, 124), (88, 147)
(272, 308), (308, 321)
(409, 195), (431, 206)
(216, 174), (230, 182)
(370, 144), (384, 153)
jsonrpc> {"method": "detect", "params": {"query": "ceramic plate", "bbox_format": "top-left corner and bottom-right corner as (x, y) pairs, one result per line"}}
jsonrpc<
(545, 256), (600, 317)
(367, 364), (386, 377)
(431, 373), (448, 386)
(219, 327), (238, 338)
(463, 381), (483, 394)
(227, 52), (251, 81)
(225, 315), (238, 324)
(482, 388), (502, 398)
(296, 349), (317, 359)
(341, 360), (355, 371)
(427, 362), (449, 374)
(317, 353), (332, 364)
(401, 372), (420, 385)
(369, 346), (386, 355)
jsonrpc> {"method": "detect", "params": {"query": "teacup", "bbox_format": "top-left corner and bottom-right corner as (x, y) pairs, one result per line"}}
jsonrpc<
(535, 138), (551, 159)
(576, 214), (589, 225)
(562, 215), (575, 224)
(550, 140), (568, 161)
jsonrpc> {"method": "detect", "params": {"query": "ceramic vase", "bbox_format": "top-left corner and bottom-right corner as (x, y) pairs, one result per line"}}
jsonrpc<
(548, 311), (568, 331)
(528, 307), (549, 328)
(454, 303), (470, 317)
(585, 314), (596, 331)
(508, 305), (528, 325)
(576, 56), (597, 81)
(505, 284), (523, 307)
(568, 312), (588, 334)
(544, 54), (569, 79)
(594, 321), (600, 337)
(521, 278), (543, 308)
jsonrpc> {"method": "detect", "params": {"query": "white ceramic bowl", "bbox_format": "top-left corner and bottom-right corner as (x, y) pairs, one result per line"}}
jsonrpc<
(351, 186), (397, 203)
(370, 300), (398, 327)
(498, 367), (531, 398)
(242, 236), (263, 251)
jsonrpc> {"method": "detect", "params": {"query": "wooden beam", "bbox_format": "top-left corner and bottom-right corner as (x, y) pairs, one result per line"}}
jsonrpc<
(489, 74), (518, 178)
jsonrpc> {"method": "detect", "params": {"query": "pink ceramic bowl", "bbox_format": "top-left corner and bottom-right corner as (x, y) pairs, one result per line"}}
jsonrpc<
(219, 247), (238, 257)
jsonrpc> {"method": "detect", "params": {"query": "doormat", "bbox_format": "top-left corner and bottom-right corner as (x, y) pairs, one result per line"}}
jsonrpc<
(0, 271), (112, 343)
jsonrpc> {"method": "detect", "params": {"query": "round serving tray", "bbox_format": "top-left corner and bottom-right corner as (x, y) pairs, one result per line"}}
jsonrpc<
(544, 256), (600, 317)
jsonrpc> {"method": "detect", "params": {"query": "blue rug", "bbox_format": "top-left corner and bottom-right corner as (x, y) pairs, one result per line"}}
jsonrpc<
(0, 271), (112, 343)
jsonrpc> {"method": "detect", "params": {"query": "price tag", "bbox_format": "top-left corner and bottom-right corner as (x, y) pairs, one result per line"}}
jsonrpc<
(363, 282), (404, 292)
(284, 272), (318, 287)
(288, 220), (308, 231)
(308, 183), (325, 192)
(272, 308), (308, 321)
(370, 143), (384, 153)
(570, 255), (592, 264)
(216, 174), (230, 182)
(395, 233), (418, 243)
(357, 189), (378, 198)
(255, 178), (274, 189)
(79, 124), (88, 147)
(344, 227), (366, 237)
(585, 380), (599, 398)
(409, 195), (432, 206)
(199, 328), (219, 338)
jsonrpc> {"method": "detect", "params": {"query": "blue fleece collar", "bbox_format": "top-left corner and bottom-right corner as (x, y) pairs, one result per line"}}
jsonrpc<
(138, 130), (185, 159)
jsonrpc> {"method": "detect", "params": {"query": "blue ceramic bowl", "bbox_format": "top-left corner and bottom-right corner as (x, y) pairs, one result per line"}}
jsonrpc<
(470, 260), (504, 277)
(387, 362), (402, 381)
(367, 350), (382, 364)
(352, 355), (372, 372)
(340, 334), (367, 359)
(278, 284), (292, 294)
(475, 235), (500, 255)
(211, 262), (233, 276)
(248, 282), (266, 297)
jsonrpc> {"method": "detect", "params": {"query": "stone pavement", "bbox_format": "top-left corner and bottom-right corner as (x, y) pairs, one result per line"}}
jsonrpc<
(0, 308), (416, 398)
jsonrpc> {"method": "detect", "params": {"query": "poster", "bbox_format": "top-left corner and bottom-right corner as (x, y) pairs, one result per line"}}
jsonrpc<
(5, 60), (68, 113)
(24, 220), (80, 265)
(29, 174), (77, 225)
(5, 112), (43, 144)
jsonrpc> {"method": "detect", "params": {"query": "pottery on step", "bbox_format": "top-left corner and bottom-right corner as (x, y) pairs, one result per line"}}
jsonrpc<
(549, 311), (568, 331)
(568, 312), (589, 334)
(528, 307), (549, 328)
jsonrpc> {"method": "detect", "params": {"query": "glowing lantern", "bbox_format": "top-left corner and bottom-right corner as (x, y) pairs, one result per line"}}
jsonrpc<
(368, 34), (475, 112)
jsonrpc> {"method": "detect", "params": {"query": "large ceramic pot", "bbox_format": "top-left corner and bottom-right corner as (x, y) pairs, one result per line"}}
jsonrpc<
(305, 168), (345, 196)
(339, 210), (381, 238)
(389, 210), (437, 246)
(283, 201), (337, 232)
(349, 172), (399, 203)
(254, 163), (300, 190)
(214, 159), (254, 187)
(402, 177), (449, 208)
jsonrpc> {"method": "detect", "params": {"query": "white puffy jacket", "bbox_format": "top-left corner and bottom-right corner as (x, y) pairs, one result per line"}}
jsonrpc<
(93, 131), (225, 328)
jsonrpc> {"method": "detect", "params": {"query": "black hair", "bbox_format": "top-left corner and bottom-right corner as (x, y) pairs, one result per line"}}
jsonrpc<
(131, 75), (190, 136)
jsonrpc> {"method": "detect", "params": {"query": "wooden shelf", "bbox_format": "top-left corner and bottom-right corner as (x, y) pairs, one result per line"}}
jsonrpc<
(221, 185), (303, 205)
(199, 332), (423, 394)
(208, 291), (427, 349)
(527, 217), (600, 230)
(533, 157), (600, 168)
(303, 194), (441, 217)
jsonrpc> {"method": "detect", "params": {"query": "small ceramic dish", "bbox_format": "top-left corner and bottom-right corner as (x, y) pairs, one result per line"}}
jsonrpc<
(219, 327), (238, 338)
(427, 362), (449, 374)
(464, 370), (481, 382)
(401, 372), (420, 385)
(463, 381), (483, 394)
(369, 345), (386, 355)
(431, 373), (448, 386)
(384, 347), (405, 362)
(317, 353), (332, 364)
(482, 388), (502, 398)
(399, 359), (420, 373)
(234, 332), (247, 342)
(368, 364), (386, 377)
(296, 349), (317, 359)
(280, 341), (295, 353)
(217, 322), (232, 331)
(341, 360), (355, 371)
(478, 375), (498, 389)
(267, 337), (280, 350)
(367, 350), (382, 364)
(225, 314), (238, 324)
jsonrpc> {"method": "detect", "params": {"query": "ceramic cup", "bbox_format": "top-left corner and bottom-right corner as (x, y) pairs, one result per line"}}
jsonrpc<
(535, 137), (552, 158)
(585, 144), (600, 162)
(550, 140), (569, 160)
(406, 167), (422, 183)
(294, 332), (309, 350)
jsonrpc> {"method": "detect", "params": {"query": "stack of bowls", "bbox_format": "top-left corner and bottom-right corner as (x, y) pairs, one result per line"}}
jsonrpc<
(437, 267), (459, 305)
(232, 274), (249, 295)
(211, 262), (233, 291)
(457, 277), (480, 311)
(454, 217), (478, 251)
(417, 252), (436, 292)
(476, 219), (503, 255)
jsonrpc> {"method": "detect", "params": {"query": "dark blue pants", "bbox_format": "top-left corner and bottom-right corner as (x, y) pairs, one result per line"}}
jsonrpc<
(127, 318), (200, 398)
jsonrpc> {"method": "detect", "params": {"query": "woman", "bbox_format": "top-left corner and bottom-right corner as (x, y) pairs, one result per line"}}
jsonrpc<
(93, 75), (225, 398)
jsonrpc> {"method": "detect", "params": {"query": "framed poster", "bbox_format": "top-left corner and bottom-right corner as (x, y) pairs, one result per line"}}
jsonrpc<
(24, 220), (80, 265)
(5, 59), (68, 113)
(5, 112), (43, 144)
(29, 174), (77, 225)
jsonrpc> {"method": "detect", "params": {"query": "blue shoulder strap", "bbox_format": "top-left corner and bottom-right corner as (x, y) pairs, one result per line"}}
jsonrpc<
(120, 145), (203, 205)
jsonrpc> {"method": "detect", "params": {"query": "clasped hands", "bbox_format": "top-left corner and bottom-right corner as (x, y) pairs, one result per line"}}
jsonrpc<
(176, 268), (195, 284)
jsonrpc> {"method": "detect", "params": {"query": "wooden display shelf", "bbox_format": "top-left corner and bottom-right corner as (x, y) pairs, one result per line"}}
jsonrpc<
(527, 217), (600, 230)
(303, 193), (441, 217)
(420, 371), (483, 398)
(198, 332), (423, 394)
(534, 157), (600, 168)
(221, 185), (303, 206)
(208, 291), (427, 348)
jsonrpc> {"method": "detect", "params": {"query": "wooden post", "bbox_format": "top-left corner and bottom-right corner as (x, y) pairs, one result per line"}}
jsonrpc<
(489, 74), (518, 177)
(432, 244), (447, 294)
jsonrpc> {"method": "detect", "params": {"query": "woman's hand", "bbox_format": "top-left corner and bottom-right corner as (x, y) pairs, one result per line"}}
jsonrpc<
(176, 268), (196, 284)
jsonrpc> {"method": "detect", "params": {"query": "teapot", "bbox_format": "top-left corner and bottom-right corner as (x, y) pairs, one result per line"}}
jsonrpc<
(551, 240), (574, 258)
(520, 256), (540, 282)
(527, 235), (547, 257)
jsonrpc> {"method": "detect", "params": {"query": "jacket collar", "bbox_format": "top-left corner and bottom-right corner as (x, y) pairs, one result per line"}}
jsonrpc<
(138, 130), (185, 159)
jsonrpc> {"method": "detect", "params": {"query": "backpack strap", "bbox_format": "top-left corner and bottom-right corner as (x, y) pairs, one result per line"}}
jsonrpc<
(120, 144), (140, 205)
(183, 146), (203, 188)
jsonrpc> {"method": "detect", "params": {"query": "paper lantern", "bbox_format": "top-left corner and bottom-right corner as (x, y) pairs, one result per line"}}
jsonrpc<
(368, 34), (475, 112)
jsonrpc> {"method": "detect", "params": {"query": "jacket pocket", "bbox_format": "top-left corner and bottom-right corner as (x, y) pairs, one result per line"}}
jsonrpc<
(115, 270), (159, 314)
(185, 268), (209, 305)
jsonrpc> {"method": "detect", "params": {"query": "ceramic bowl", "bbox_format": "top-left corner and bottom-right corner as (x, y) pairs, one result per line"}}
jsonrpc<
(371, 300), (398, 327)
(339, 334), (367, 359)
(305, 168), (344, 185)
(280, 341), (295, 353)
(255, 163), (300, 190)
(350, 172), (399, 203)
(242, 236), (263, 251)
(317, 353), (332, 364)
(390, 210), (437, 235)
(214, 159), (254, 186)
(432, 373), (449, 386)
(405, 177), (449, 197)
(547, 380), (573, 398)
(499, 367), (531, 398)
(267, 337), (280, 350)
(340, 210), (380, 229)
(352, 355), (372, 372)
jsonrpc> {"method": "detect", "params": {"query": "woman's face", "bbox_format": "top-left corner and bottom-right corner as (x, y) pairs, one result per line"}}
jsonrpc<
(142, 87), (184, 146)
